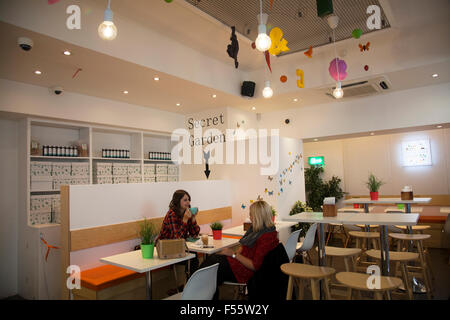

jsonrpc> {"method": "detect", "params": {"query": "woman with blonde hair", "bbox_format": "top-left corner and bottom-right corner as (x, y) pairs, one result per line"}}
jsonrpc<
(199, 200), (279, 299)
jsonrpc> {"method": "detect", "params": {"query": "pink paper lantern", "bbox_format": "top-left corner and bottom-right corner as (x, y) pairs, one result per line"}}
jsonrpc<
(329, 58), (348, 81)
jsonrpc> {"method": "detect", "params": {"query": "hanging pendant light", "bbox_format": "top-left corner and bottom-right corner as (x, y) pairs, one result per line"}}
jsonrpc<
(98, 0), (117, 41)
(255, 1), (271, 52)
(333, 81), (344, 99)
(330, 16), (344, 99)
(262, 80), (273, 98)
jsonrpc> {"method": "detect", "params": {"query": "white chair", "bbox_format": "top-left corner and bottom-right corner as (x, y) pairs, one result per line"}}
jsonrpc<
(284, 229), (302, 262)
(165, 263), (219, 300)
(295, 223), (318, 264)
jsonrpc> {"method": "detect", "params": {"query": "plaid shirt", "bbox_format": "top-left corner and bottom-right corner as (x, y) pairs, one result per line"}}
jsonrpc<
(158, 209), (200, 240)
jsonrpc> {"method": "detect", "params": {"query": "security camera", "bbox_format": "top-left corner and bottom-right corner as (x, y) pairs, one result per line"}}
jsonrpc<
(285, 119), (290, 124)
(51, 86), (64, 95)
(17, 37), (33, 51)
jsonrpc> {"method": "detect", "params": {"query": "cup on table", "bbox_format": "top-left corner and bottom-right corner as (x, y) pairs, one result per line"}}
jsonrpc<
(201, 234), (209, 246)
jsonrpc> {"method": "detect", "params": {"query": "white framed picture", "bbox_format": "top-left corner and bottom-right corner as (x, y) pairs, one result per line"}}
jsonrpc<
(402, 139), (432, 167)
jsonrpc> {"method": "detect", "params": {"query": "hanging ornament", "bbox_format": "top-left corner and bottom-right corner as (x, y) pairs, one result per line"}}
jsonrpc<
(364, 65), (369, 71)
(304, 46), (313, 58)
(268, 27), (290, 56)
(280, 75), (287, 83)
(329, 58), (348, 81)
(352, 28), (363, 39)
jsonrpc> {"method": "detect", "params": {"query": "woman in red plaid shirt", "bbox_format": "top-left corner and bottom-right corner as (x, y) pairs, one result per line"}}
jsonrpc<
(158, 189), (200, 240)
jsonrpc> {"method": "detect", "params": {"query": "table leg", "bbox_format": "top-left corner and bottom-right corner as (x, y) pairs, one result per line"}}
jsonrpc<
(317, 223), (326, 300)
(379, 225), (392, 300)
(364, 204), (370, 250)
(145, 271), (152, 300)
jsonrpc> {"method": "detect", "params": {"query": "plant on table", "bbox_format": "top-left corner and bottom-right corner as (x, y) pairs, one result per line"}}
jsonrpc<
(271, 206), (277, 222)
(210, 222), (223, 240)
(138, 218), (158, 259)
(366, 172), (384, 200)
(289, 201), (313, 238)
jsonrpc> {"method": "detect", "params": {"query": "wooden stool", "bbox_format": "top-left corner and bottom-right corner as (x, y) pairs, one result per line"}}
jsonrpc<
(326, 223), (346, 246)
(315, 246), (361, 272)
(365, 249), (419, 300)
(336, 272), (403, 300)
(281, 263), (335, 300)
(348, 231), (380, 268)
(355, 224), (379, 231)
(389, 233), (433, 298)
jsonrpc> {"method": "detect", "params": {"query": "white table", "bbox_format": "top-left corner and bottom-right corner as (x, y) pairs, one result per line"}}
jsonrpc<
(222, 220), (298, 245)
(100, 250), (195, 300)
(186, 236), (240, 255)
(284, 212), (419, 276)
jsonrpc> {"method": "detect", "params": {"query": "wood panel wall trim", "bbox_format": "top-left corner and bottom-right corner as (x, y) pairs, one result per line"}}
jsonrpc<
(60, 185), (70, 300)
(70, 206), (232, 252)
(344, 194), (450, 206)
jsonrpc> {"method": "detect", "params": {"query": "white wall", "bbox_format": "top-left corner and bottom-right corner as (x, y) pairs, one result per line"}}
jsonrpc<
(303, 128), (450, 196)
(260, 82), (450, 140)
(0, 79), (185, 134)
(0, 118), (18, 298)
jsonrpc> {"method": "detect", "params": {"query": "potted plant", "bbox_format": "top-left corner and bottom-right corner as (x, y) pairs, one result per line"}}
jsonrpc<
(210, 222), (223, 240)
(138, 218), (158, 259)
(366, 173), (384, 200)
(271, 206), (277, 223)
(289, 201), (313, 238)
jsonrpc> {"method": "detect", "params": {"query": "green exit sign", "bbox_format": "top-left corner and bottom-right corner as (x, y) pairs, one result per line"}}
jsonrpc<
(309, 156), (324, 166)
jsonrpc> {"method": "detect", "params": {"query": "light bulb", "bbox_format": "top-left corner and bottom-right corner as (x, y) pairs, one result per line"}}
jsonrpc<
(333, 82), (344, 99)
(262, 81), (273, 99)
(255, 32), (271, 52)
(98, 21), (117, 40)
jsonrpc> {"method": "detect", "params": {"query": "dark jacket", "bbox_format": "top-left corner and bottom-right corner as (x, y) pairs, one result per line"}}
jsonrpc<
(247, 243), (290, 300)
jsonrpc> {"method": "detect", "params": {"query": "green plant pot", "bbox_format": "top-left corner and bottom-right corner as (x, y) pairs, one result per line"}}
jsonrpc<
(141, 244), (154, 259)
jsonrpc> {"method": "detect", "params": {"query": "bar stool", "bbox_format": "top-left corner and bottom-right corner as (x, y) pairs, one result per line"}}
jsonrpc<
(281, 263), (335, 300)
(326, 223), (346, 246)
(315, 246), (361, 272)
(389, 233), (433, 298)
(335, 272), (403, 300)
(348, 231), (380, 269)
(365, 249), (419, 300)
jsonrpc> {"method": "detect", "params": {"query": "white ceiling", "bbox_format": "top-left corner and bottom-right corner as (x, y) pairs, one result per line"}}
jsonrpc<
(0, 0), (449, 115)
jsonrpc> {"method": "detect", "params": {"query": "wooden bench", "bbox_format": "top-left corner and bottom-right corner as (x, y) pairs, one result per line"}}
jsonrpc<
(72, 264), (146, 300)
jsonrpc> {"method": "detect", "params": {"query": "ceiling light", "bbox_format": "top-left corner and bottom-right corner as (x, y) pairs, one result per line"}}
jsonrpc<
(98, 0), (117, 41)
(252, 106), (256, 110)
(255, 1), (271, 52)
(437, 125), (443, 128)
(176, 103), (181, 106)
(63, 50), (71, 56)
(262, 80), (273, 99)
(34, 70), (42, 75)
(432, 74), (438, 78)
(314, 139), (318, 142)
(293, 98), (298, 102)
(212, 94), (217, 98)
(154, 77), (160, 81)
(333, 82), (344, 99)
(370, 132), (375, 136)
(123, 90), (128, 94)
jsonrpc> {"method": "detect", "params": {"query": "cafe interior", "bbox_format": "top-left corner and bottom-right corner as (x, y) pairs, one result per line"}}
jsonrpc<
(0, 0), (449, 302)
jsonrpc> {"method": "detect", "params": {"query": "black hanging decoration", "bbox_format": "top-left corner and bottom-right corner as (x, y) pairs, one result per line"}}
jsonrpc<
(226, 26), (239, 69)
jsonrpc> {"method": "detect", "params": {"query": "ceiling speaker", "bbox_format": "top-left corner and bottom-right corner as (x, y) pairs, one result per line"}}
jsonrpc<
(241, 81), (255, 97)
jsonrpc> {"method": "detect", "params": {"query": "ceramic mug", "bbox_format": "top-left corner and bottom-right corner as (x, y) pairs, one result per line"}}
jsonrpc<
(189, 207), (198, 215)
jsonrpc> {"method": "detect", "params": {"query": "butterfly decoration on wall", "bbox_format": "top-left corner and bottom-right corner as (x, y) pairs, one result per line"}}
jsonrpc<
(359, 42), (370, 52)
(280, 188), (283, 193)
(236, 122), (241, 128)
(268, 191), (274, 196)
(257, 195), (263, 201)
(268, 176), (273, 181)
(241, 204), (246, 209)
(289, 181), (292, 185)
(265, 188), (268, 193)
(304, 46), (313, 58)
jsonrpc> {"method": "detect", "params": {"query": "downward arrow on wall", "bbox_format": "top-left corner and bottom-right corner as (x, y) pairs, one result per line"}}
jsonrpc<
(203, 150), (211, 179)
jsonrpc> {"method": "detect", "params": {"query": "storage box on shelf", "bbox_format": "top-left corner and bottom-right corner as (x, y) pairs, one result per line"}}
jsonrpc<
(156, 164), (168, 175)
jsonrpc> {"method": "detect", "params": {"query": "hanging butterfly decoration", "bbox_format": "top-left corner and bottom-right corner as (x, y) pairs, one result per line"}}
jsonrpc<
(241, 204), (246, 209)
(359, 42), (370, 52)
(268, 191), (274, 196)
(304, 46), (313, 58)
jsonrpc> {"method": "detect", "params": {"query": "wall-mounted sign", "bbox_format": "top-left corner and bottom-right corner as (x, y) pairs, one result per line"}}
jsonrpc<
(402, 139), (432, 167)
(308, 156), (324, 167)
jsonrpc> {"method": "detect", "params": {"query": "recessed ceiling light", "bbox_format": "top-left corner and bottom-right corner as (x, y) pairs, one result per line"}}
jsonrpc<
(34, 70), (42, 75)
(63, 50), (71, 56)
(370, 132), (375, 136)
(432, 74), (438, 78)
(252, 106), (256, 110)
(123, 90), (129, 94)
(212, 94), (217, 98)
(314, 138), (318, 142)
(437, 125), (443, 128)
(154, 77), (160, 81)
(293, 98), (298, 102)
(176, 103), (181, 106)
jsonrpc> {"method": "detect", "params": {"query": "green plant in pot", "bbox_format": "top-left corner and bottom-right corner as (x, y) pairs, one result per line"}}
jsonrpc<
(210, 222), (223, 240)
(271, 206), (277, 223)
(366, 173), (384, 200)
(138, 218), (158, 259)
(289, 201), (313, 238)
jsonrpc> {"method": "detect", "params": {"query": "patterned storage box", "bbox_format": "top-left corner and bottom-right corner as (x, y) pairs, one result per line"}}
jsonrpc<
(71, 163), (89, 176)
(96, 176), (113, 184)
(144, 176), (156, 183)
(95, 162), (112, 176)
(71, 177), (90, 185)
(52, 163), (72, 177)
(128, 176), (142, 183)
(168, 165), (178, 176)
(144, 164), (155, 176)
(113, 176), (128, 184)
(127, 164), (142, 177)
(30, 176), (53, 191)
(156, 175), (168, 182)
(30, 161), (52, 177)
(167, 176), (179, 182)
(29, 210), (51, 225)
(53, 178), (72, 190)
(30, 195), (52, 212)
(51, 195), (61, 224)
(156, 164), (168, 175)
(112, 163), (128, 176)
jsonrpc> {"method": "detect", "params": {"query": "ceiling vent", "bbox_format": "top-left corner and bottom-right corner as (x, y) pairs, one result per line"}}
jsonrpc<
(324, 76), (392, 99)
